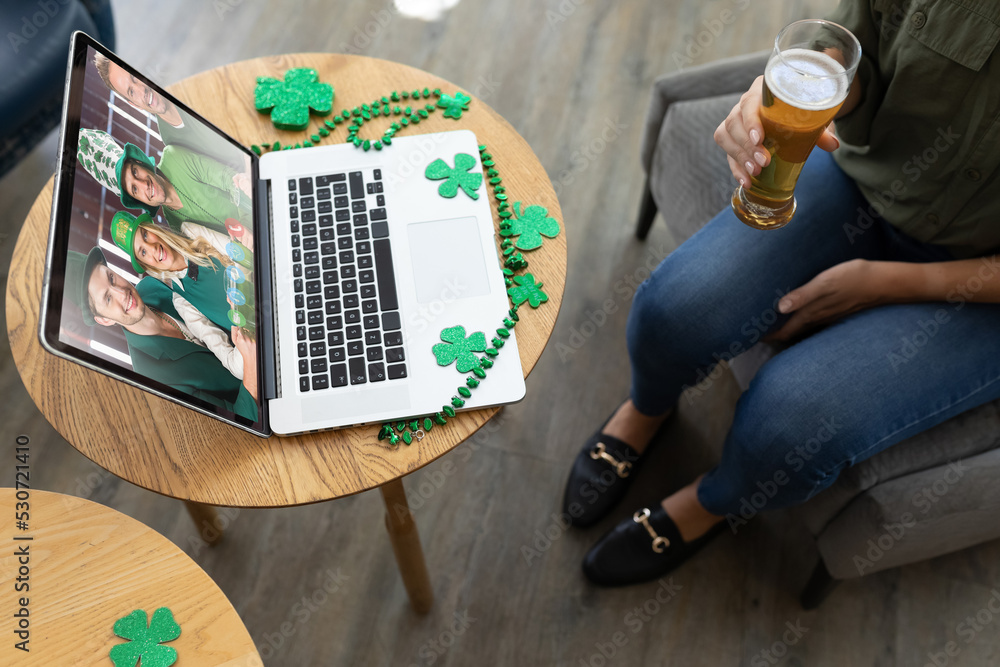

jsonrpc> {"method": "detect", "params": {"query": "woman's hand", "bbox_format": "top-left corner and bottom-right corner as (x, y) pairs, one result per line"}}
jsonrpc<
(239, 228), (254, 252)
(766, 259), (887, 342)
(233, 172), (253, 197)
(714, 75), (840, 188)
(232, 326), (258, 399)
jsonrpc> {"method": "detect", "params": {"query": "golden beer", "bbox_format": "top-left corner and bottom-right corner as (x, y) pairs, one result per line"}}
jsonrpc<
(732, 22), (860, 229)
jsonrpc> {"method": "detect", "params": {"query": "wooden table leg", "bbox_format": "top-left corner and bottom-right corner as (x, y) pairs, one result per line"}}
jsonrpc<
(380, 478), (433, 613)
(184, 501), (224, 546)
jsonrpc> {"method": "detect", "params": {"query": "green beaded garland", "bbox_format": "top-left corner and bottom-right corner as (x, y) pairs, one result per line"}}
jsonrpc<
(480, 357), (494, 369)
(443, 405), (456, 417)
(451, 396), (465, 408)
(472, 367), (487, 378)
(434, 412), (448, 425)
(497, 328), (510, 338)
(466, 377), (480, 388)
(424, 417), (434, 431)
(485, 348), (499, 357)
(402, 430), (413, 445)
(458, 386), (472, 398)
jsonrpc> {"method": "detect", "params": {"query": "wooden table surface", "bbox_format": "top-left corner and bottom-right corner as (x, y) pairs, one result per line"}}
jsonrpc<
(5, 54), (566, 508)
(0, 488), (261, 665)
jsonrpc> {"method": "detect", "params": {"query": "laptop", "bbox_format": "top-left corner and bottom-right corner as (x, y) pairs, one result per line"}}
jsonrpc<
(39, 32), (525, 437)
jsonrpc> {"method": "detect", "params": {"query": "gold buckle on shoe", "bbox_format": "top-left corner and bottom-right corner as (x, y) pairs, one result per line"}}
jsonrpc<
(590, 442), (633, 478)
(633, 508), (670, 553)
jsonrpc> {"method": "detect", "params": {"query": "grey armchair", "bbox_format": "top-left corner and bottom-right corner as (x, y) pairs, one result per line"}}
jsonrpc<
(636, 52), (1000, 608)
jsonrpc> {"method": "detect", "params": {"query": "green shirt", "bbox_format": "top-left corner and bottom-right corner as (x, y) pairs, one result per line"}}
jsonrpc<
(156, 107), (247, 171)
(828, 0), (1000, 259)
(132, 277), (258, 422)
(157, 145), (252, 236)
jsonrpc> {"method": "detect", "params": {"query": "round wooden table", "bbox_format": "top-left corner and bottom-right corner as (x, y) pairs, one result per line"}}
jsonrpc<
(0, 488), (261, 665)
(6, 54), (566, 613)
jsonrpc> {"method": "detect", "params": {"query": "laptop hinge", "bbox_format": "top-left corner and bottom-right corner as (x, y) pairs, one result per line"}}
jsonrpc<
(256, 177), (279, 400)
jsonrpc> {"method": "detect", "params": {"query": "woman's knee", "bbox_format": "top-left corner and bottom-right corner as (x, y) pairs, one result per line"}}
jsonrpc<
(626, 255), (710, 356)
(728, 362), (854, 482)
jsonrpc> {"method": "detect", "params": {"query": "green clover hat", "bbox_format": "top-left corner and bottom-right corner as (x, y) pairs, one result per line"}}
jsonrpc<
(77, 129), (123, 196)
(111, 211), (153, 273)
(65, 247), (108, 327)
(114, 142), (159, 216)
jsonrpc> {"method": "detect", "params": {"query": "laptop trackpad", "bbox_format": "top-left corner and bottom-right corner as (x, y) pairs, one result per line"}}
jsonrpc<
(407, 217), (490, 303)
(300, 385), (410, 424)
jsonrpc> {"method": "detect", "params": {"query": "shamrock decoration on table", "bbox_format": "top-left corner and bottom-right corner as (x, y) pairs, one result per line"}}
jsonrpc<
(437, 90), (472, 119)
(254, 68), (334, 131)
(501, 202), (561, 251)
(507, 273), (548, 308)
(433, 325), (487, 372)
(109, 608), (181, 667)
(425, 153), (482, 200)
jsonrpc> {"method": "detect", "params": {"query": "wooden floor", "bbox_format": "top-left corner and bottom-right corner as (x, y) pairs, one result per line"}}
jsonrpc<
(3, 1), (1000, 665)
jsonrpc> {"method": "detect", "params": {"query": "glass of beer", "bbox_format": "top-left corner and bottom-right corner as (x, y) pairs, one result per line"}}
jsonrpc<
(731, 20), (861, 229)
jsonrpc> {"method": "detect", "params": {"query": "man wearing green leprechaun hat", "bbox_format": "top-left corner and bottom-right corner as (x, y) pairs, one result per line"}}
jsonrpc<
(116, 140), (253, 237)
(92, 53), (249, 172)
(65, 247), (258, 421)
(76, 129), (254, 248)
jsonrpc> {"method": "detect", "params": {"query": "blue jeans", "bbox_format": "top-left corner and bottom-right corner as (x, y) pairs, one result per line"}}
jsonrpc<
(626, 150), (1000, 516)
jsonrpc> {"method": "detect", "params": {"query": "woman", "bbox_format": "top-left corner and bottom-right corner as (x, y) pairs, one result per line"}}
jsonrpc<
(564, 0), (1000, 586)
(110, 211), (243, 335)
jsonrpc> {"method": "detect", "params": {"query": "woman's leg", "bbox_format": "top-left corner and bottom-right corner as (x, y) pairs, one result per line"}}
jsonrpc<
(625, 150), (890, 421)
(697, 299), (1000, 521)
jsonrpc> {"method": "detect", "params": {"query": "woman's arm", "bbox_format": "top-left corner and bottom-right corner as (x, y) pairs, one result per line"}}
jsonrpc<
(880, 256), (1000, 305)
(767, 256), (1000, 341)
(171, 292), (245, 379)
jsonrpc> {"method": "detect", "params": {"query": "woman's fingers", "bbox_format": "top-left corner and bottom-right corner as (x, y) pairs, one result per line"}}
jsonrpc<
(715, 76), (768, 186)
(816, 123), (841, 152)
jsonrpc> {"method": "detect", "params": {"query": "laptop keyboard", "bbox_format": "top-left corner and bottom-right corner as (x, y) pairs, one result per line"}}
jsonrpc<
(288, 168), (408, 392)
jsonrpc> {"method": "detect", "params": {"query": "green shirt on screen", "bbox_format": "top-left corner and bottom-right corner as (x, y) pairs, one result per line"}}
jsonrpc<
(827, 0), (1000, 259)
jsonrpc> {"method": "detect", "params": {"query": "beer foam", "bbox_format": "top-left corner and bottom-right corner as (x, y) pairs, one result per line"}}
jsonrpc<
(765, 48), (849, 110)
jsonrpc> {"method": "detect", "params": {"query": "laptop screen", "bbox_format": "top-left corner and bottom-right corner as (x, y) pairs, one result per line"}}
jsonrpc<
(41, 33), (265, 433)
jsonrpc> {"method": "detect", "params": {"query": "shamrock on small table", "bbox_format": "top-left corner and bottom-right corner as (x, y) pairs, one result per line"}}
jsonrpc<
(109, 607), (181, 667)
(507, 273), (548, 308)
(255, 68), (334, 131)
(500, 202), (561, 250)
(433, 325), (487, 372)
(436, 91), (472, 119)
(425, 153), (483, 200)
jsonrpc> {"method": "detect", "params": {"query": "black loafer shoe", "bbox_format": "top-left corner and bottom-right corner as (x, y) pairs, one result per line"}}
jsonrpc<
(562, 414), (644, 528)
(582, 506), (725, 586)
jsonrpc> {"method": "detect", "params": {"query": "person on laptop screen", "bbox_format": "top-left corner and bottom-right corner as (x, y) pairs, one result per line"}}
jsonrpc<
(115, 139), (253, 239)
(77, 128), (253, 251)
(91, 53), (249, 172)
(110, 211), (240, 334)
(66, 248), (259, 421)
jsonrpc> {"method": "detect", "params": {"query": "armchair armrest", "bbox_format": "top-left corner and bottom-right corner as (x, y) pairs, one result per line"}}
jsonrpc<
(640, 51), (769, 173)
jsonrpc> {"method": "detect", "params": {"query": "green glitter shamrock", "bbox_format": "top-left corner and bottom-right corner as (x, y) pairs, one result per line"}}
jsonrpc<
(109, 608), (181, 667)
(432, 325), (487, 372)
(437, 91), (472, 119)
(501, 202), (561, 250)
(507, 273), (548, 308)
(425, 153), (482, 199)
(254, 68), (334, 131)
